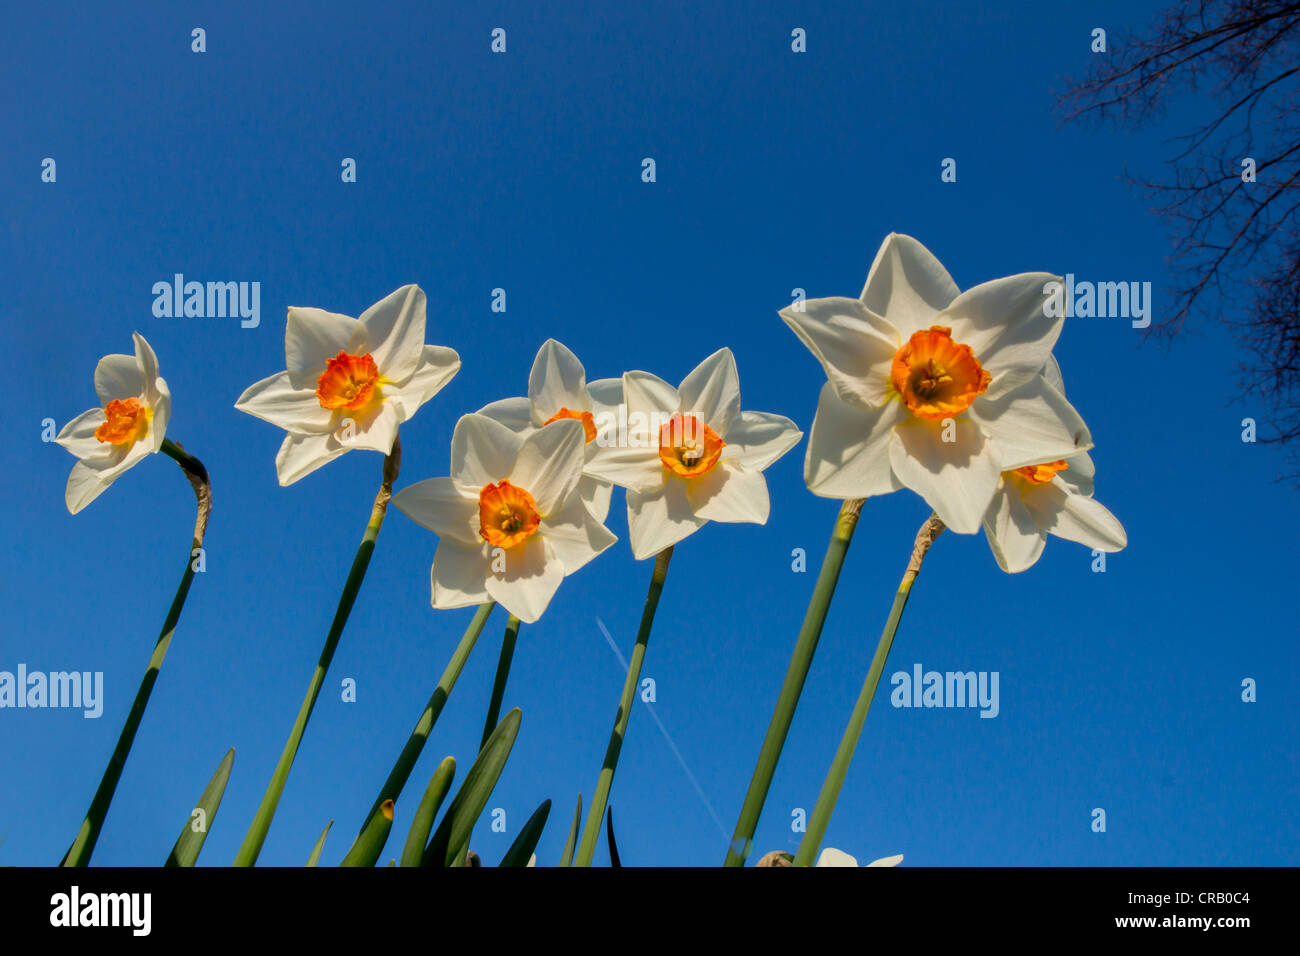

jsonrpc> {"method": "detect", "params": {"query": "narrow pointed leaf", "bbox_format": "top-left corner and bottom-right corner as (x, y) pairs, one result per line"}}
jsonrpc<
(306, 820), (333, 867)
(559, 793), (582, 867)
(607, 807), (621, 868)
(340, 799), (394, 867)
(165, 748), (234, 867)
(499, 799), (551, 868)
(399, 757), (456, 867)
(423, 708), (522, 867)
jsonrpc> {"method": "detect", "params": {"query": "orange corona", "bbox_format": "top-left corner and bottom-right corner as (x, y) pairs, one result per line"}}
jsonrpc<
(543, 407), (598, 443)
(95, 397), (150, 446)
(1013, 460), (1068, 484)
(658, 414), (724, 478)
(316, 351), (381, 411)
(478, 480), (542, 549)
(890, 326), (991, 420)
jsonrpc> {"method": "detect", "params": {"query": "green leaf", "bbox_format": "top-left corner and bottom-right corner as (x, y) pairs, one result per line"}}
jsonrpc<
(165, 748), (234, 867)
(306, 820), (333, 867)
(499, 799), (550, 867)
(558, 793), (582, 867)
(339, 799), (394, 867)
(399, 757), (455, 867)
(606, 807), (621, 867)
(423, 708), (522, 867)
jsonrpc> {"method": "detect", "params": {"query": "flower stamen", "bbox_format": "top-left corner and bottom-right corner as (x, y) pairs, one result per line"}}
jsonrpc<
(658, 414), (724, 478)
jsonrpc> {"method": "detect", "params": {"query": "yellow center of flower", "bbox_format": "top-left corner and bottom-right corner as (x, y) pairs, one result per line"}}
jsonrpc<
(316, 351), (381, 411)
(95, 397), (150, 446)
(890, 326), (992, 420)
(543, 407), (598, 443)
(478, 480), (542, 549)
(658, 414), (725, 478)
(1012, 460), (1068, 484)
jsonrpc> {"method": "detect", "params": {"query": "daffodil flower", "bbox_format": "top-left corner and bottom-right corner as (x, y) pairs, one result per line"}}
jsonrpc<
(476, 339), (621, 522)
(235, 285), (460, 484)
(583, 348), (803, 560)
(55, 332), (171, 514)
(984, 359), (1126, 572)
(781, 233), (1093, 534)
(816, 847), (903, 867)
(393, 414), (616, 623)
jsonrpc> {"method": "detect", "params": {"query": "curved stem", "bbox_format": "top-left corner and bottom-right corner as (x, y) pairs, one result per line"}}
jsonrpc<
(480, 614), (521, 750)
(60, 438), (212, 867)
(574, 546), (673, 867)
(792, 513), (945, 866)
(234, 436), (401, 867)
(723, 498), (864, 867)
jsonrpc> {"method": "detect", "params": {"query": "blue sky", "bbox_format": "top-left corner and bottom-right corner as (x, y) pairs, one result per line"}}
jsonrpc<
(3, 0), (1296, 867)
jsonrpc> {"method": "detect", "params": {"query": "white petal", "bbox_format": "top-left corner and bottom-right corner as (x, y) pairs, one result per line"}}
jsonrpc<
(685, 460), (770, 524)
(56, 407), (114, 460)
(393, 477), (481, 547)
(132, 333), (164, 407)
(1058, 451), (1095, 497)
(586, 377), (624, 415)
(285, 307), (361, 389)
(385, 345), (461, 420)
(358, 285), (427, 384)
(889, 416), (1001, 534)
(148, 377), (171, 452)
(779, 297), (899, 410)
(983, 481), (1048, 573)
(859, 233), (960, 335)
(721, 410), (802, 472)
(541, 495), (617, 574)
(1042, 353), (1066, 395)
(623, 370), (679, 423)
(939, 273), (1063, 400)
(815, 848), (858, 867)
(432, 541), (492, 609)
(804, 383), (906, 499)
(583, 442), (665, 495)
(65, 460), (116, 514)
(866, 854), (904, 867)
(485, 536), (564, 623)
(450, 414), (524, 488)
(275, 431), (348, 485)
(510, 418), (586, 514)
(676, 347), (741, 435)
(477, 396), (537, 435)
(94, 353), (142, 404)
(578, 474), (613, 523)
(1022, 480), (1127, 552)
(332, 399), (400, 454)
(970, 376), (1093, 471)
(625, 480), (706, 560)
(528, 339), (589, 424)
(235, 371), (335, 434)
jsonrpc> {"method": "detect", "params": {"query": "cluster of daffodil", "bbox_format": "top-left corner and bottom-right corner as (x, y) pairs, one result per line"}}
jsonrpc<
(50, 233), (1125, 868)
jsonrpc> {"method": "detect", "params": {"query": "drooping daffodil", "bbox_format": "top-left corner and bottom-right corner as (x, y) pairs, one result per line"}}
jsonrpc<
(781, 233), (1092, 533)
(983, 358), (1126, 572)
(476, 339), (621, 522)
(56, 332), (171, 514)
(235, 285), (460, 484)
(393, 414), (616, 623)
(582, 348), (803, 560)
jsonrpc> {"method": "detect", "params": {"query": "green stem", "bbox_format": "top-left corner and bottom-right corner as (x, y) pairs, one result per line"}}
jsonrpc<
(723, 498), (864, 867)
(574, 545), (674, 867)
(61, 439), (211, 867)
(233, 437), (401, 867)
(340, 602), (495, 866)
(480, 614), (521, 750)
(792, 513), (945, 866)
